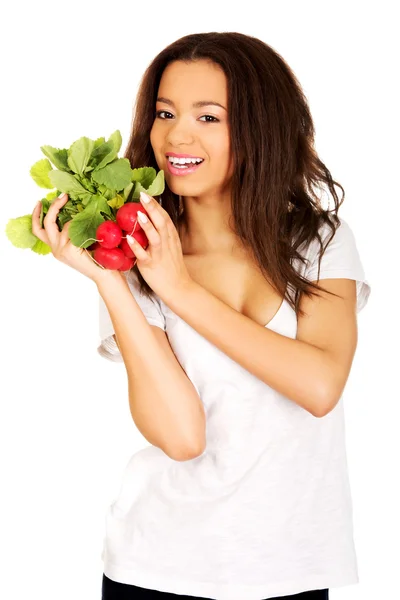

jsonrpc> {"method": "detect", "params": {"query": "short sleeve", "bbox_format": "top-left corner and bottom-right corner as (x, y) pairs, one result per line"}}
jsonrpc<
(97, 270), (166, 362)
(304, 217), (371, 313)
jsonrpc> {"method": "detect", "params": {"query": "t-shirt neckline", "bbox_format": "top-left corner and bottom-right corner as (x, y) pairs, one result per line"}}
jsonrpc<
(264, 297), (287, 328)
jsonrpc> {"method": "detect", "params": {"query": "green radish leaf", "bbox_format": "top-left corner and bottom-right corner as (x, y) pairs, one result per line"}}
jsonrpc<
(60, 198), (81, 217)
(30, 158), (53, 189)
(88, 141), (115, 171)
(40, 199), (51, 227)
(31, 238), (52, 255)
(67, 136), (95, 176)
(123, 181), (134, 200)
(40, 145), (70, 171)
(91, 158), (132, 190)
(90, 131), (121, 172)
(80, 192), (95, 206)
(5, 215), (39, 248)
(93, 182), (115, 200)
(103, 188), (116, 201)
(107, 193), (125, 210)
(131, 167), (156, 188)
(57, 211), (72, 230)
(48, 170), (93, 204)
(68, 195), (113, 249)
(131, 180), (148, 200)
(76, 175), (97, 194)
(46, 190), (59, 201)
(95, 184), (116, 201)
(93, 136), (106, 149)
(97, 184), (108, 195)
(146, 169), (165, 197)
(108, 130), (122, 155)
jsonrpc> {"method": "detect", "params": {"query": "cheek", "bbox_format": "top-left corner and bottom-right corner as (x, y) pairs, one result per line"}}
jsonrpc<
(149, 124), (156, 149)
(212, 135), (231, 172)
(150, 121), (163, 151)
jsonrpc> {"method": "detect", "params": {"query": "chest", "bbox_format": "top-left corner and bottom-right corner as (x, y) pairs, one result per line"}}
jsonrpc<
(161, 251), (297, 396)
(182, 252), (285, 328)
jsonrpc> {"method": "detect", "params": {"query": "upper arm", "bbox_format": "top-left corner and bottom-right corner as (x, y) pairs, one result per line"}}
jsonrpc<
(294, 217), (371, 414)
(296, 278), (359, 413)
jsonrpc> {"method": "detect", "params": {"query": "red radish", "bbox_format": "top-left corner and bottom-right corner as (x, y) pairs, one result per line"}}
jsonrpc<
(96, 221), (123, 249)
(116, 202), (148, 233)
(118, 255), (135, 271)
(119, 237), (135, 258)
(129, 228), (149, 251)
(120, 230), (148, 257)
(88, 241), (101, 251)
(94, 246), (125, 270)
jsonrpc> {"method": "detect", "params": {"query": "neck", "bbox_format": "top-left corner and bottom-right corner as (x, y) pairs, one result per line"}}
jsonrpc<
(178, 191), (245, 256)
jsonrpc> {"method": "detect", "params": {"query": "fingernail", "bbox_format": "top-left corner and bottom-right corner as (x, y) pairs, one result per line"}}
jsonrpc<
(126, 235), (134, 243)
(58, 192), (67, 199)
(36, 201), (41, 209)
(140, 191), (151, 204)
(137, 211), (148, 223)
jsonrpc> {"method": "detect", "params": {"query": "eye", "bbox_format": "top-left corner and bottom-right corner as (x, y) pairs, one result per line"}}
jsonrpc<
(155, 110), (173, 119)
(199, 115), (219, 123)
(155, 110), (219, 123)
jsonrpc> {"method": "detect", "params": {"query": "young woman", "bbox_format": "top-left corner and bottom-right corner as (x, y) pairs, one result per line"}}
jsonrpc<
(32, 32), (371, 600)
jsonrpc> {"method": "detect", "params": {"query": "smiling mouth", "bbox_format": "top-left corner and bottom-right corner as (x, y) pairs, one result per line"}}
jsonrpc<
(166, 158), (205, 169)
(169, 162), (202, 169)
(166, 158), (205, 174)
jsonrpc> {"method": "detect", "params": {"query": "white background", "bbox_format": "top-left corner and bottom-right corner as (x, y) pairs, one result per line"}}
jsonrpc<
(1, 1), (398, 598)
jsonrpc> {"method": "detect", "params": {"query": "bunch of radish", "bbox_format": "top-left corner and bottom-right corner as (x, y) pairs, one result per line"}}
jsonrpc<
(89, 202), (149, 271)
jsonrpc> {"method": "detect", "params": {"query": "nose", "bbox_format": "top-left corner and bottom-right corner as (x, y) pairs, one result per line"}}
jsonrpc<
(164, 116), (195, 147)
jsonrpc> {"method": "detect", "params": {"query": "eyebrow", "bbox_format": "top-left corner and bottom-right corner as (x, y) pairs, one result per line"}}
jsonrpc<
(156, 97), (227, 111)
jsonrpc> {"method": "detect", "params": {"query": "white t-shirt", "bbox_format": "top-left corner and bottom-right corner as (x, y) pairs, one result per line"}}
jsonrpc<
(98, 216), (371, 599)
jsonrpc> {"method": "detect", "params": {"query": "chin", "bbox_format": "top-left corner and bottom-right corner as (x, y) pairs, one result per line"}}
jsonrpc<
(173, 184), (207, 198)
(164, 176), (187, 192)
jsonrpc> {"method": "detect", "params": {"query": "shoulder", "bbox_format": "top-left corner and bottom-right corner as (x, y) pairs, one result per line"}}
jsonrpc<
(291, 215), (371, 315)
(294, 216), (362, 276)
(301, 216), (352, 258)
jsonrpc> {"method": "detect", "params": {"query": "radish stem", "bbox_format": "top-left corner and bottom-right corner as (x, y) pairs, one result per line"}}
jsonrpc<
(85, 248), (105, 269)
(79, 237), (100, 248)
(126, 218), (140, 238)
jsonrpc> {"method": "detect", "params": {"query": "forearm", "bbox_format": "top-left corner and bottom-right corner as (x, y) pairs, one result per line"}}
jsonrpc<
(96, 271), (206, 459)
(163, 281), (336, 417)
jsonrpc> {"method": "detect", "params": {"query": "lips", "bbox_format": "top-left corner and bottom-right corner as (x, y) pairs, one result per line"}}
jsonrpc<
(166, 158), (204, 176)
(166, 153), (204, 159)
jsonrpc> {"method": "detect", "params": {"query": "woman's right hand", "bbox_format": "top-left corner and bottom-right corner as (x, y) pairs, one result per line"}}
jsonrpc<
(31, 192), (112, 284)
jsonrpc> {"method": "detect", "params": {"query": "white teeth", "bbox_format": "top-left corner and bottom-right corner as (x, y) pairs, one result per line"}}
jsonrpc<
(168, 156), (203, 165)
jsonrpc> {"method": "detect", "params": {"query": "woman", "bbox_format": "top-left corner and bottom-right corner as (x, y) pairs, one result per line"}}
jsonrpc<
(33, 32), (371, 600)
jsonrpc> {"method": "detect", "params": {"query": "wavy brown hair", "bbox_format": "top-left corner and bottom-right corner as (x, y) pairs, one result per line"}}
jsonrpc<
(124, 31), (345, 317)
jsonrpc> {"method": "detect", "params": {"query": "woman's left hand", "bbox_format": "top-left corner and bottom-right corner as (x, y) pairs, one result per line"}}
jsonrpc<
(126, 192), (193, 303)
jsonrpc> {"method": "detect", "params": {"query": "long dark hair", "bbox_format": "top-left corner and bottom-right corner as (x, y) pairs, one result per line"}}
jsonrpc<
(124, 31), (345, 317)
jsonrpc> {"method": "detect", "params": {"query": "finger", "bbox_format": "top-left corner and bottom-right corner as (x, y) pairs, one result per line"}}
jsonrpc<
(136, 210), (162, 250)
(43, 193), (69, 247)
(59, 219), (72, 247)
(165, 219), (180, 241)
(31, 200), (50, 246)
(140, 192), (180, 242)
(140, 192), (171, 220)
(126, 234), (150, 262)
(139, 192), (169, 243)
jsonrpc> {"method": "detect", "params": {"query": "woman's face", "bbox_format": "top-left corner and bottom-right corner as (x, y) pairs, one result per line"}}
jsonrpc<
(150, 59), (233, 198)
